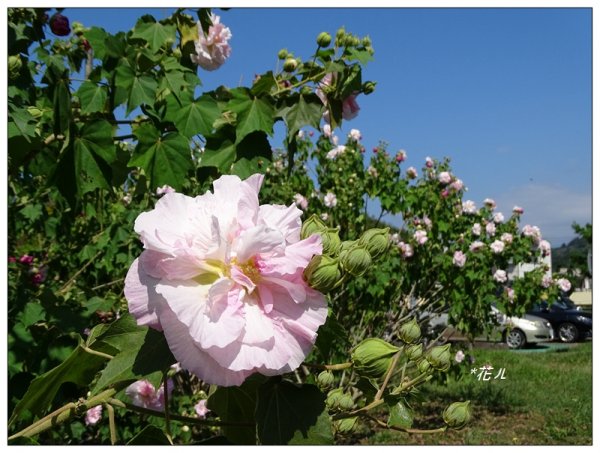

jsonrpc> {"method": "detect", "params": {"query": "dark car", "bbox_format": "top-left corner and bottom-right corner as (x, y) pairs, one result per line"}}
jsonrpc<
(527, 297), (592, 343)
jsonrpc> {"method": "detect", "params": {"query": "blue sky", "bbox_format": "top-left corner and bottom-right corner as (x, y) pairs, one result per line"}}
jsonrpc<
(64, 7), (592, 246)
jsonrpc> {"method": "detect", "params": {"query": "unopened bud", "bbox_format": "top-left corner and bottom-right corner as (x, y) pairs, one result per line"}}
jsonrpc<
(49, 13), (71, 36)
(300, 85), (313, 96)
(303, 255), (342, 293)
(317, 31), (332, 47)
(283, 58), (298, 72)
(363, 81), (376, 95)
(173, 47), (182, 59)
(71, 21), (85, 36)
(321, 228), (341, 256)
(358, 227), (390, 259)
(426, 344), (452, 371)
(338, 394), (354, 411)
(336, 27), (346, 40)
(351, 338), (400, 378)
(362, 36), (372, 47)
(443, 401), (472, 430)
(316, 370), (335, 390)
(277, 48), (288, 60)
(334, 416), (358, 434)
(340, 245), (372, 277)
(8, 55), (23, 80)
(417, 358), (432, 374)
(405, 343), (423, 361)
(350, 36), (361, 47)
(301, 214), (328, 239)
(398, 318), (421, 344)
(326, 388), (344, 409)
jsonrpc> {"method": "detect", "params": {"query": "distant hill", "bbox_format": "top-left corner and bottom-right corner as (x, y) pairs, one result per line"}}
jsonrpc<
(551, 237), (589, 273)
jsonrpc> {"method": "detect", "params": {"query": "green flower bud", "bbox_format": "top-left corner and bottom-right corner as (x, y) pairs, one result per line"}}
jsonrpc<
(350, 36), (361, 47)
(8, 55), (23, 80)
(363, 81), (376, 95)
(338, 394), (354, 411)
(443, 401), (472, 430)
(321, 228), (341, 256)
(277, 48), (288, 60)
(334, 416), (358, 434)
(317, 31), (332, 47)
(339, 240), (358, 254)
(316, 370), (335, 390)
(340, 245), (372, 277)
(366, 45), (375, 56)
(417, 358), (432, 374)
(301, 214), (328, 239)
(351, 338), (400, 379)
(172, 47), (182, 59)
(405, 343), (423, 361)
(426, 344), (452, 371)
(336, 27), (346, 40)
(303, 255), (342, 293)
(398, 318), (421, 344)
(300, 85), (313, 96)
(358, 227), (390, 259)
(283, 57), (298, 72)
(71, 21), (85, 36)
(326, 388), (344, 409)
(362, 36), (372, 47)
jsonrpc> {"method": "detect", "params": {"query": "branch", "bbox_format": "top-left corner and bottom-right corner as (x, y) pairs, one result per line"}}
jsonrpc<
(363, 414), (447, 434)
(302, 362), (353, 371)
(57, 250), (103, 295)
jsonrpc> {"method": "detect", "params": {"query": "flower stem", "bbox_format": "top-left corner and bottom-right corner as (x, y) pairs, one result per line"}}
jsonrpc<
(105, 403), (117, 445)
(302, 361), (353, 371)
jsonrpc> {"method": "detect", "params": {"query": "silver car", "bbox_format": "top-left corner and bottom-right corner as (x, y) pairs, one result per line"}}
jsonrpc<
(491, 306), (554, 349)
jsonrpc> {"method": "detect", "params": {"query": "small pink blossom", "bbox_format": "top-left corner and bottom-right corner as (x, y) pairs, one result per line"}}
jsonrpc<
(450, 179), (464, 191)
(316, 73), (360, 121)
(506, 287), (515, 302)
(122, 193), (132, 205)
(501, 232), (513, 244)
(125, 379), (173, 411)
(493, 269), (508, 283)
(396, 150), (407, 163)
(190, 14), (232, 71)
(320, 213), (329, 221)
(462, 200), (477, 214)
(484, 198), (496, 209)
(469, 241), (485, 252)
(440, 189), (450, 198)
(19, 255), (34, 265)
(472, 223), (482, 236)
(297, 130), (305, 139)
(425, 157), (434, 168)
(454, 350), (465, 363)
(490, 240), (505, 254)
(522, 224), (542, 243)
(406, 167), (418, 179)
(324, 192), (337, 208)
(541, 275), (554, 288)
(326, 145), (345, 160)
(453, 250), (466, 267)
(422, 216), (432, 230)
(194, 399), (211, 419)
(293, 194), (308, 210)
(124, 174), (327, 386)
(156, 185), (176, 196)
(414, 229), (428, 245)
(438, 171), (452, 185)
(556, 278), (571, 293)
(493, 212), (505, 223)
(486, 222), (496, 236)
(85, 405), (102, 426)
(341, 94), (360, 120)
(390, 233), (401, 245)
(8, 256), (17, 263)
(348, 128), (362, 142)
(538, 240), (551, 257)
(513, 206), (524, 215)
(367, 166), (378, 178)
(398, 242), (414, 258)
(322, 123), (332, 138)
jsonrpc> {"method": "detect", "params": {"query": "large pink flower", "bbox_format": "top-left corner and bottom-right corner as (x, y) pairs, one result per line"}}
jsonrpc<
(125, 174), (327, 387)
(190, 14), (232, 71)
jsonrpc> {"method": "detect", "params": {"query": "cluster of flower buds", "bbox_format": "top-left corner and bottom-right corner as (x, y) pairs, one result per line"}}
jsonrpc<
(10, 254), (47, 286)
(301, 215), (390, 292)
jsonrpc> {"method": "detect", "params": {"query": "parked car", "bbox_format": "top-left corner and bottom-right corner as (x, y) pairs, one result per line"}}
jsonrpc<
(429, 306), (554, 349)
(527, 297), (592, 343)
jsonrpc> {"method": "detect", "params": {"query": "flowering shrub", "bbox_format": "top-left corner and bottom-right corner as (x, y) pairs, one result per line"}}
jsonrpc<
(7, 6), (567, 446)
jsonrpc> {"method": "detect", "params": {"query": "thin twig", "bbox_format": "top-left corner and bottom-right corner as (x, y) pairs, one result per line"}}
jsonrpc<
(374, 350), (402, 402)
(302, 362), (353, 371)
(58, 251), (103, 294)
(105, 403), (117, 445)
(91, 278), (125, 291)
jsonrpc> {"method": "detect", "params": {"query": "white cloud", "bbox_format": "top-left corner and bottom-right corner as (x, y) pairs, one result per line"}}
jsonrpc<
(494, 183), (591, 246)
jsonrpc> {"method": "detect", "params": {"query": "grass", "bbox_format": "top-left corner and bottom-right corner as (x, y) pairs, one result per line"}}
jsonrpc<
(363, 341), (592, 445)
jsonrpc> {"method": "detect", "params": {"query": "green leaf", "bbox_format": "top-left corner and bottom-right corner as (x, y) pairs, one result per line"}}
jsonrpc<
(159, 69), (189, 103)
(231, 131), (272, 179)
(76, 81), (107, 114)
(18, 302), (46, 327)
(388, 400), (413, 429)
(255, 379), (333, 445)
(53, 79), (71, 135)
(173, 95), (220, 138)
(19, 203), (43, 222)
(91, 316), (176, 393)
(115, 65), (157, 114)
(73, 120), (116, 196)
(8, 338), (108, 427)
(85, 27), (108, 60)
(344, 47), (375, 65)
(280, 93), (323, 138)
(226, 90), (275, 143)
(250, 71), (277, 96)
(200, 139), (236, 172)
(130, 124), (192, 190)
(127, 425), (172, 445)
(207, 374), (266, 445)
(131, 20), (176, 54)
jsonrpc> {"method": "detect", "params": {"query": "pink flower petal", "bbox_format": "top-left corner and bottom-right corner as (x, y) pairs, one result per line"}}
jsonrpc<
(124, 258), (162, 330)
(233, 225), (284, 262)
(258, 204), (303, 243)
